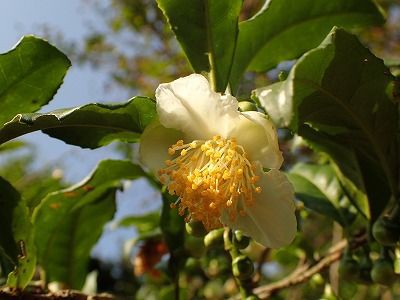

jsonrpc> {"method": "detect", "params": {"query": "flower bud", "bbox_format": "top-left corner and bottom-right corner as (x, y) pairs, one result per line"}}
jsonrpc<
(233, 230), (250, 249)
(372, 218), (400, 246)
(371, 258), (397, 286)
(238, 101), (257, 112)
(339, 255), (359, 281)
(204, 228), (225, 249)
(245, 295), (260, 300)
(186, 220), (208, 237)
(232, 255), (254, 280)
(278, 71), (288, 81)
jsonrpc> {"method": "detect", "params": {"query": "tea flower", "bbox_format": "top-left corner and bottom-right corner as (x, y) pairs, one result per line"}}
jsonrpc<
(140, 74), (296, 248)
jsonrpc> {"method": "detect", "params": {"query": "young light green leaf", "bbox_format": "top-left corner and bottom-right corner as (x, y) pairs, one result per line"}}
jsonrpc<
(0, 97), (156, 149)
(258, 28), (398, 219)
(157, 0), (242, 92)
(230, 0), (384, 91)
(0, 36), (71, 125)
(33, 160), (148, 289)
(117, 212), (160, 235)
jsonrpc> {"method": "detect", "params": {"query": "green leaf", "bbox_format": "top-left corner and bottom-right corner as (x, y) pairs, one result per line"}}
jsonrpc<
(288, 163), (356, 226)
(33, 160), (147, 289)
(0, 97), (156, 149)
(160, 192), (186, 279)
(230, 0), (384, 91)
(298, 127), (371, 220)
(6, 205), (36, 289)
(0, 36), (71, 125)
(0, 177), (20, 268)
(118, 212), (160, 235)
(0, 141), (27, 153)
(157, 0), (242, 92)
(258, 28), (398, 219)
(0, 177), (36, 288)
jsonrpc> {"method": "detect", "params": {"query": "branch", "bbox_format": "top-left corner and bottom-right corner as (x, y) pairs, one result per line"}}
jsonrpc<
(252, 234), (367, 299)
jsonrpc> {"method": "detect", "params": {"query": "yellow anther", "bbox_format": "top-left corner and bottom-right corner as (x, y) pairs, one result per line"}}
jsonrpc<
(213, 135), (221, 141)
(255, 187), (262, 194)
(223, 171), (231, 180)
(159, 136), (260, 231)
(251, 176), (260, 183)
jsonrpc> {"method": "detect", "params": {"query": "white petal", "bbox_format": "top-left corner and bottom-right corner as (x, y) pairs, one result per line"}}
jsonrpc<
(232, 111), (283, 169)
(222, 169), (297, 248)
(139, 120), (184, 173)
(156, 74), (240, 140)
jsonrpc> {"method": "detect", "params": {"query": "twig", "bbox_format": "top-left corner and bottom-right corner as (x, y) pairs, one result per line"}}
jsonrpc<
(249, 234), (368, 300)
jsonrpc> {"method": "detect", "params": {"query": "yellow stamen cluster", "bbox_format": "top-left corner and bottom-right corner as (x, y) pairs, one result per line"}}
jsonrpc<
(158, 135), (261, 230)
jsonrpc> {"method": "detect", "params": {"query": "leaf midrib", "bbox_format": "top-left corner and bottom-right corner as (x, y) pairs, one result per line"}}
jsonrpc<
(244, 11), (379, 70)
(294, 77), (395, 194)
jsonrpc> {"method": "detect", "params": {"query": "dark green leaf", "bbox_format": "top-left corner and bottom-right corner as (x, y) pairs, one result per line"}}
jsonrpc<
(0, 177), (36, 288)
(118, 212), (160, 235)
(230, 0), (384, 90)
(258, 28), (398, 219)
(6, 206), (36, 289)
(288, 163), (355, 225)
(33, 160), (147, 289)
(299, 127), (371, 219)
(0, 177), (20, 267)
(0, 36), (71, 124)
(157, 0), (242, 92)
(0, 97), (156, 149)
(160, 192), (186, 279)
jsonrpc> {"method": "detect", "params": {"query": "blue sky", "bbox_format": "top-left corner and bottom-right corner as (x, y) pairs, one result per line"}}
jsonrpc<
(0, 0), (161, 262)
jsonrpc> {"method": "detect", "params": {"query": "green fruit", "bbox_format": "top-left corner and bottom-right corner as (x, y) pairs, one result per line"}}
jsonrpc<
(232, 255), (254, 280)
(246, 295), (260, 300)
(233, 230), (250, 249)
(186, 220), (208, 237)
(339, 256), (359, 281)
(372, 218), (400, 246)
(204, 228), (225, 249)
(371, 258), (397, 286)
(238, 101), (257, 112)
(207, 256), (230, 277)
(184, 257), (201, 274)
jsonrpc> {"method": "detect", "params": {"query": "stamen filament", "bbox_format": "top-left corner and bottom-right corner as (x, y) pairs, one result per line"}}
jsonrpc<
(160, 135), (261, 230)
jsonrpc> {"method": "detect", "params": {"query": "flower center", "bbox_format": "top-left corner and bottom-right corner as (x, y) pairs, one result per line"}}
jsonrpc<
(158, 135), (261, 230)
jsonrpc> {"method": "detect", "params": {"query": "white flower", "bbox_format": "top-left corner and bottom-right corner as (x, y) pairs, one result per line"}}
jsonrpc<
(140, 74), (297, 248)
